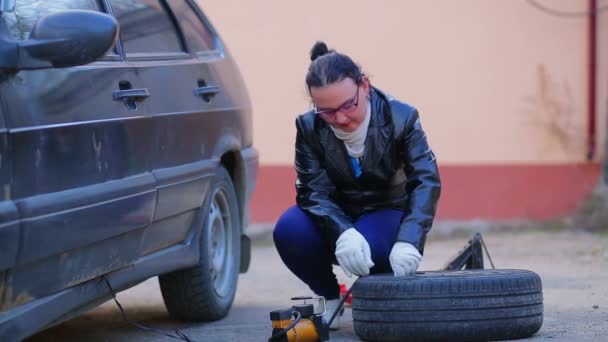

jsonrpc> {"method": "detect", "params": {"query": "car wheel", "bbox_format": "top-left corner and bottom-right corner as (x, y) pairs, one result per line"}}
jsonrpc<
(159, 167), (241, 321)
(352, 269), (543, 342)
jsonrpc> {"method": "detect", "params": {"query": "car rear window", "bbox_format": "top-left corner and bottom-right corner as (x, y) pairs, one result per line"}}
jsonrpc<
(1, 0), (102, 41)
(109, 0), (184, 55)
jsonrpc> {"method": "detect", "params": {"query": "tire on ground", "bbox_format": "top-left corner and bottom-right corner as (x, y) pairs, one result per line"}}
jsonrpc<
(159, 167), (241, 321)
(352, 269), (543, 342)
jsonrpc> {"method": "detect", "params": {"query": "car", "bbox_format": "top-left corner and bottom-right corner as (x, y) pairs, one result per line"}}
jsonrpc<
(0, 0), (258, 340)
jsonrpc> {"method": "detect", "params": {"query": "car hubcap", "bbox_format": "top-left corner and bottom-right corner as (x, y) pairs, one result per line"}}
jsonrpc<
(207, 187), (233, 297)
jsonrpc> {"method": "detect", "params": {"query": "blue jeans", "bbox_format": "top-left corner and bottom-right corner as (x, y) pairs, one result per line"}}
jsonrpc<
(273, 205), (403, 299)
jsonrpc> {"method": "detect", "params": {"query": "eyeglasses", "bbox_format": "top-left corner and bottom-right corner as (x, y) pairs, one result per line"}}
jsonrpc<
(313, 86), (360, 118)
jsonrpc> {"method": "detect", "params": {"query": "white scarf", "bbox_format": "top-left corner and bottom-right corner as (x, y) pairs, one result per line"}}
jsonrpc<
(329, 102), (371, 158)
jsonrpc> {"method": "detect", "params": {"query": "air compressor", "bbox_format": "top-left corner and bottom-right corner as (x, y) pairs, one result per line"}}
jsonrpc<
(268, 288), (352, 342)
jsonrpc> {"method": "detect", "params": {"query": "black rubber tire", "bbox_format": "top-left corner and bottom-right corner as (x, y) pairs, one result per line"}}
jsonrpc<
(352, 269), (543, 342)
(158, 167), (241, 321)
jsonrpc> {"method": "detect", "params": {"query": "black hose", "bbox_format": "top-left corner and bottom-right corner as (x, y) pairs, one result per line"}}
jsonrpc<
(326, 286), (353, 328)
(268, 311), (302, 342)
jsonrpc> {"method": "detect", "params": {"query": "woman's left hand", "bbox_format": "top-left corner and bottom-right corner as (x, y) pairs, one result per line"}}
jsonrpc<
(390, 242), (422, 276)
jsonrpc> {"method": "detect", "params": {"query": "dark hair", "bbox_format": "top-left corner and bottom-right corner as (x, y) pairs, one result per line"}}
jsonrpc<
(305, 41), (364, 90)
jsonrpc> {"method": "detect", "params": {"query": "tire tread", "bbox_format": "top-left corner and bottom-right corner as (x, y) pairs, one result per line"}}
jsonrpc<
(352, 269), (543, 342)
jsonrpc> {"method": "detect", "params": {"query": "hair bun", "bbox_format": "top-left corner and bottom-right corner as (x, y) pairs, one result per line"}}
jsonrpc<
(310, 41), (330, 61)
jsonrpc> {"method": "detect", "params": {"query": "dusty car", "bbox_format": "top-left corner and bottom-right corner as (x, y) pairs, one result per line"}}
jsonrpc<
(0, 0), (258, 340)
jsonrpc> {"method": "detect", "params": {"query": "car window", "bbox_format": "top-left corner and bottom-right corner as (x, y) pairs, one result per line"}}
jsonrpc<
(109, 0), (183, 55)
(1, 0), (102, 41)
(167, 1), (215, 52)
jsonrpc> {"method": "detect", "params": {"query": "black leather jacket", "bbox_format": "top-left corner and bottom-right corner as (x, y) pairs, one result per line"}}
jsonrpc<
(295, 86), (441, 254)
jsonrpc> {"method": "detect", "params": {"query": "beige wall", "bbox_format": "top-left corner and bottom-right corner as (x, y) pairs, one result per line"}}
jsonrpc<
(199, 0), (608, 165)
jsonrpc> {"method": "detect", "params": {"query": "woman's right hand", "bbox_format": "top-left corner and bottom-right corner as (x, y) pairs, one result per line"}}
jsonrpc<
(335, 228), (374, 277)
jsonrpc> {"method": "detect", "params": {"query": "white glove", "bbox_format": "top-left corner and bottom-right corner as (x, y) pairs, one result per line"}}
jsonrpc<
(335, 228), (374, 277)
(389, 242), (422, 276)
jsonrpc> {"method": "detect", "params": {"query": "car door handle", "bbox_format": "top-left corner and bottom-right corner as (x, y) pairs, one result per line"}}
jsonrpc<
(112, 88), (150, 101)
(193, 85), (220, 97)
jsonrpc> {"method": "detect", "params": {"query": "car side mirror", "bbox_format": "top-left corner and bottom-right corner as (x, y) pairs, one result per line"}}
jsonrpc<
(1, 10), (118, 70)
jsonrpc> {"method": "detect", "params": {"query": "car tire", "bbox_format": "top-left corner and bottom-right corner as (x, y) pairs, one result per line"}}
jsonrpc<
(159, 167), (241, 321)
(352, 269), (543, 342)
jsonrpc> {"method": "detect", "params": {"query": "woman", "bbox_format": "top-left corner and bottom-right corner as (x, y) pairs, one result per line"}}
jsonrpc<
(273, 42), (441, 328)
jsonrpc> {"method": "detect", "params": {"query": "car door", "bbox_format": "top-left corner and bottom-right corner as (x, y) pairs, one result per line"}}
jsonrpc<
(107, 0), (232, 256)
(0, 0), (157, 311)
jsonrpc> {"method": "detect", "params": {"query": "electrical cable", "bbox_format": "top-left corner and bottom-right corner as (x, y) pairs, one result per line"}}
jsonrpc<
(526, 0), (608, 18)
(102, 276), (199, 342)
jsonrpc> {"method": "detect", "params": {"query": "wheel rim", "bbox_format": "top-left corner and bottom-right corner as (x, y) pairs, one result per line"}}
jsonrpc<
(207, 186), (234, 298)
